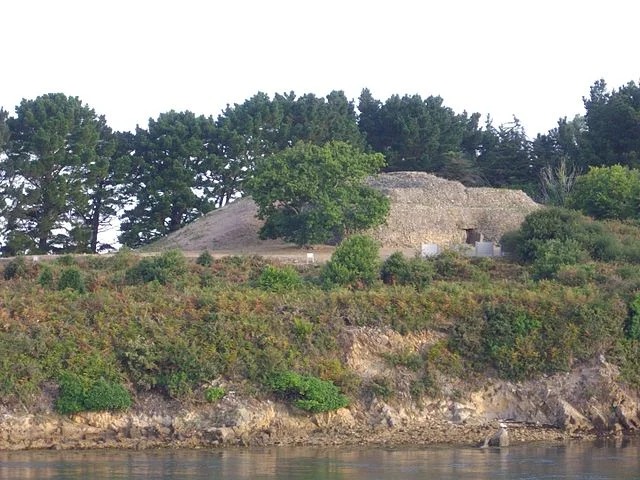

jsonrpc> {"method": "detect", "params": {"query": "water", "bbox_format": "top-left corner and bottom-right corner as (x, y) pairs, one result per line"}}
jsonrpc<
(0, 440), (638, 479)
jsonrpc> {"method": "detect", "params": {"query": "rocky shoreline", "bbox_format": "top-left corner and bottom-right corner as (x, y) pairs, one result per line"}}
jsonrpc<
(2, 339), (639, 452)
(0, 406), (575, 452)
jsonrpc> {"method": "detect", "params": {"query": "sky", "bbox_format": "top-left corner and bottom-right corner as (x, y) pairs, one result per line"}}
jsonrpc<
(3, 0), (640, 137)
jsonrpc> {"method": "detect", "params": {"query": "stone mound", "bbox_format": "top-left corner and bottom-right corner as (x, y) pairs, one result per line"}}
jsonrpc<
(367, 172), (539, 247)
(148, 172), (539, 252)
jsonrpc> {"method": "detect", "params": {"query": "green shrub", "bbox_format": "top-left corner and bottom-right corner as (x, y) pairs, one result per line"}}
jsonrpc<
(568, 165), (640, 220)
(381, 252), (410, 285)
(620, 236), (640, 264)
(292, 317), (314, 339)
(84, 378), (132, 411)
(627, 294), (640, 340)
(500, 230), (525, 259)
(3, 257), (29, 280)
(431, 250), (472, 279)
(582, 223), (622, 262)
(516, 207), (586, 262)
(163, 371), (192, 398)
(257, 265), (302, 292)
(55, 372), (131, 415)
(196, 250), (214, 267)
(556, 264), (596, 286)
(506, 207), (628, 265)
(484, 304), (542, 380)
(55, 372), (88, 414)
(381, 252), (434, 289)
(56, 255), (77, 266)
(116, 335), (159, 391)
(38, 265), (54, 289)
(382, 348), (423, 371)
(612, 339), (640, 388)
(267, 370), (348, 412)
(531, 239), (590, 280)
(322, 235), (379, 288)
(204, 386), (225, 403)
(365, 375), (394, 400)
(57, 267), (86, 293)
(125, 250), (187, 285)
(426, 341), (464, 377)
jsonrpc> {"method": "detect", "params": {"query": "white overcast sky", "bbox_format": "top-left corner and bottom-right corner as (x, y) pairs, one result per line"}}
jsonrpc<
(3, 0), (639, 137)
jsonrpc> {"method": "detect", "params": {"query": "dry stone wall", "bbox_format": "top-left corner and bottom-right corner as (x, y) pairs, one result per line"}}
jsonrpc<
(367, 172), (540, 248)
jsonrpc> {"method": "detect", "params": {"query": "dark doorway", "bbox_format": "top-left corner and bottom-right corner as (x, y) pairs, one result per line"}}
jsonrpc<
(464, 228), (481, 245)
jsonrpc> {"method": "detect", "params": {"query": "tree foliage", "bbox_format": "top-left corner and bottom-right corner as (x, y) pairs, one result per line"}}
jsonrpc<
(568, 165), (640, 220)
(584, 79), (640, 168)
(478, 117), (537, 190)
(3, 81), (640, 252)
(358, 90), (483, 183)
(119, 111), (219, 247)
(0, 108), (9, 155)
(248, 141), (389, 246)
(3, 94), (111, 255)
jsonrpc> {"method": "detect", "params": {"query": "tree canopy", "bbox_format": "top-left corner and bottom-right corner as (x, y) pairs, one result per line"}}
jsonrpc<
(568, 165), (640, 220)
(248, 141), (389, 246)
(119, 111), (218, 248)
(358, 90), (482, 181)
(1, 80), (640, 254)
(584, 80), (640, 168)
(2, 94), (110, 255)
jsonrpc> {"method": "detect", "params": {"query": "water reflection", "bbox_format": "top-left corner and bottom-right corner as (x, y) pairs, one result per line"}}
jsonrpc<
(0, 439), (638, 479)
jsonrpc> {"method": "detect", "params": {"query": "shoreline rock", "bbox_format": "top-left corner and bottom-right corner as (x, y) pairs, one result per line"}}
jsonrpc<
(2, 334), (639, 452)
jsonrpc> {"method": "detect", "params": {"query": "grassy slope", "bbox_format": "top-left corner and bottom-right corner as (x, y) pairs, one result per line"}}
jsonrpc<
(1, 246), (639, 412)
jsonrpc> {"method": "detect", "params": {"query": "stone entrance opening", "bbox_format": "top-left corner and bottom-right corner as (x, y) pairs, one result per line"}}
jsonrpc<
(464, 228), (481, 245)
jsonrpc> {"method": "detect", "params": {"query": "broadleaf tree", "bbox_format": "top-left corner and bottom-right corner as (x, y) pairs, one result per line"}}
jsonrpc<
(568, 165), (640, 220)
(248, 141), (390, 246)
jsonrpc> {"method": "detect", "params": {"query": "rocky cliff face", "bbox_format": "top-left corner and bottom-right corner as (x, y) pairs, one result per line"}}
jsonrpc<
(1, 327), (638, 451)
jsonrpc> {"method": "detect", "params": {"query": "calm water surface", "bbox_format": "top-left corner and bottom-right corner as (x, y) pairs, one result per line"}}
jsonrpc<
(0, 439), (638, 479)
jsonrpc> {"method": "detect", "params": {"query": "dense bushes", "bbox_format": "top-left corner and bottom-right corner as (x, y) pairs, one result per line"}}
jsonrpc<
(125, 250), (187, 284)
(56, 372), (131, 414)
(257, 265), (302, 292)
(0, 245), (639, 409)
(381, 252), (433, 288)
(322, 235), (379, 288)
(568, 165), (640, 220)
(267, 370), (348, 412)
(627, 294), (640, 341)
(3, 256), (30, 280)
(57, 267), (86, 292)
(503, 207), (640, 272)
(530, 239), (590, 280)
(450, 289), (627, 380)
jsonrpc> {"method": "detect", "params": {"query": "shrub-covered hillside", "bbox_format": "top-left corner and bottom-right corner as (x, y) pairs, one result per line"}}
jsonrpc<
(1, 215), (640, 415)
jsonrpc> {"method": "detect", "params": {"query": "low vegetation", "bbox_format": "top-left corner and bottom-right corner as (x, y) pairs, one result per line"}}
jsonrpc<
(1, 211), (640, 414)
